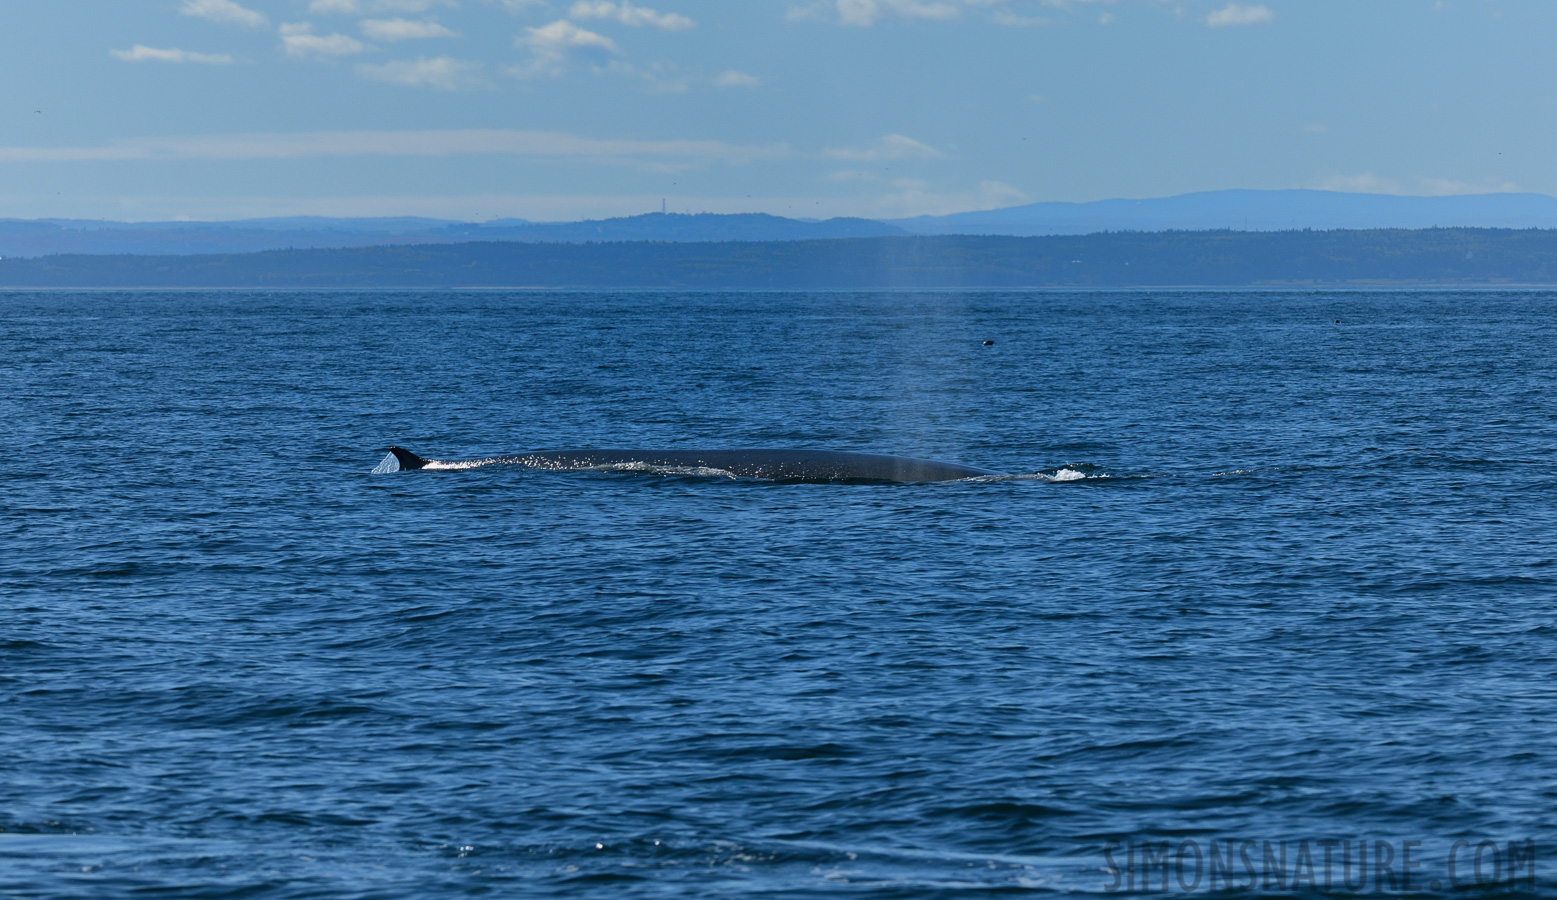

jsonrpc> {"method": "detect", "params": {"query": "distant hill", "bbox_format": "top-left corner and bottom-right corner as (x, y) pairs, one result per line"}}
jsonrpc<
(8, 191), (1557, 259)
(892, 190), (1557, 235)
(462, 212), (903, 243)
(7, 228), (1557, 289)
(0, 212), (904, 258)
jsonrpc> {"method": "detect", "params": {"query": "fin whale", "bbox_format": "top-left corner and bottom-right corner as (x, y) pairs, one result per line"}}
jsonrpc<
(381, 446), (994, 483)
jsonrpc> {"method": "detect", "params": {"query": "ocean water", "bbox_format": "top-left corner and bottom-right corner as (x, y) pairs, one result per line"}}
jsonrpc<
(3, 288), (1555, 898)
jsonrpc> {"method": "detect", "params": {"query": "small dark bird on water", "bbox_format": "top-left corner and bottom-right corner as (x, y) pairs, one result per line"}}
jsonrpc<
(982, 340), (995, 346)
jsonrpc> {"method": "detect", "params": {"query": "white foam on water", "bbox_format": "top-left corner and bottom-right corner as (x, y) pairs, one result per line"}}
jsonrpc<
(593, 462), (741, 479)
(424, 457), (509, 471)
(983, 468), (1112, 483)
(404, 458), (745, 479)
(370, 453), (400, 475)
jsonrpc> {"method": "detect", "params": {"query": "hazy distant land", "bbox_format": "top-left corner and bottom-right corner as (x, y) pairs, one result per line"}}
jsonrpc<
(8, 190), (1557, 259)
(892, 189), (1557, 236)
(0, 213), (905, 258)
(5, 228), (1557, 289)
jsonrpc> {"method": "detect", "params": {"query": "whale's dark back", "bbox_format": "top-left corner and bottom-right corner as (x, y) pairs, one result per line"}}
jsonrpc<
(517, 449), (994, 482)
(383, 447), (995, 482)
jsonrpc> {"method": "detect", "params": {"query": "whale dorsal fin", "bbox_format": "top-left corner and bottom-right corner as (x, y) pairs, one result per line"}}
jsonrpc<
(387, 446), (430, 470)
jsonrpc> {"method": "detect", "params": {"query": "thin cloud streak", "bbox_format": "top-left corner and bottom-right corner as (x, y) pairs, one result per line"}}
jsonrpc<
(1311, 173), (1520, 196)
(824, 133), (941, 161)
(1206, 3), (1273, 27)
(568, 1), (695, 30)
(360, 18), (458, 40)
(111, 46), (235, 64)
(280, 24), (369, 56)
(356, 57), (480, 89)
(309, 0), (456, 12)
(836, 0), (961, 27)
(1, 190), (1010, 222)
(0, 129), (788, 165)
(180, 0), (269, 28)
(514, 20), (618, 75)
(714, 70), (761, 88)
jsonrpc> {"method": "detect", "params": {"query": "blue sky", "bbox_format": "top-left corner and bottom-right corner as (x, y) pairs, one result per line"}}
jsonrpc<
(0, 0), (1549, 221)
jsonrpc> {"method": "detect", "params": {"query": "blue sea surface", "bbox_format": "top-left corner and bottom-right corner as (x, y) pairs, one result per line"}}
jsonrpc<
(3, 289), (1556, 898)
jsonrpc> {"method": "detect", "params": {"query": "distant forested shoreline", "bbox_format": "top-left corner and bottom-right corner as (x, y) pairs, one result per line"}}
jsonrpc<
(4, 229), (1557, 289)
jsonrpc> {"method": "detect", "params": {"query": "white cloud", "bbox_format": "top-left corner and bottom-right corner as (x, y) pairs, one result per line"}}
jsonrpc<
(602, 60), (692, 93)
(311, 0), (456, 12)
(34, 191), (912, 223)
(1312, 174), (1521, 196)
(1314, 173), (1401, 194)
(838, 177), (1028, 217)
(489, 0), (548, 11)
(824, 133), (942, 161)
(280, 23), (368, 57)
(357, 56), (479, 88)
(0, 129), (785, 166)
(715, 69), (761, 88)
(515, 20), (618, 75)
(1420, 178), (1520, 196)
(1206, 3), (1273, 27)
(993, 10), (1050, 26)
(110, 45), (235, 64)
(180, 0), (269, 27)
(360, 18), (458, 40)
(568, 1), (695, 30)
(835, 0), (960, 26)
(790, 0), (1168, 28)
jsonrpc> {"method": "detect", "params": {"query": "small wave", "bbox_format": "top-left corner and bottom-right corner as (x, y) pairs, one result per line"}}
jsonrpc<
(981, 466), (1112, 483)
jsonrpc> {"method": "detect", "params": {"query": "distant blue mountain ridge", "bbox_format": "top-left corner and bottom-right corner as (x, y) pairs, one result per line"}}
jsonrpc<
(0, 213), (904, 258)
(890, 189), (1557, 235)
(4, 190), (1557, 257)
